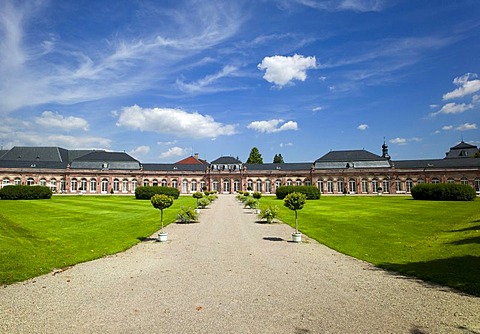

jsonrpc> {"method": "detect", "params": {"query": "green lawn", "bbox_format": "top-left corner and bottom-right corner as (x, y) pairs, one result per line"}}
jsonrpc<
(0, 195), (196, 285)
(261, 196), (480, 296)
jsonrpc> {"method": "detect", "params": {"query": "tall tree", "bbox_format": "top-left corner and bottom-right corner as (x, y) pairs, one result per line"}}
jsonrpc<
(273, 154), (284, 163)
(246, 147), (263, 164)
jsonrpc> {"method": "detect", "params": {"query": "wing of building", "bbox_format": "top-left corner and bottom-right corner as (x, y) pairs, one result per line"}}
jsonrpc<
(1, 142), (479, 195)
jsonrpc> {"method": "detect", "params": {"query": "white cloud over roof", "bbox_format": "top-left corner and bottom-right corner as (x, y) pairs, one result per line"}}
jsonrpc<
(247, 119), (298, 133)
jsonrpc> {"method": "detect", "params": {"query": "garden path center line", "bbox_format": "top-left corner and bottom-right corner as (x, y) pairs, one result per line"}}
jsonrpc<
(1, 194), (479, 333)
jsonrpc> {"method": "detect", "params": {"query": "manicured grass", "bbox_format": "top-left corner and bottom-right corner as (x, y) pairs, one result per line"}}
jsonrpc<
(261, 196), (480, 296)
(0, 195), (196, 285)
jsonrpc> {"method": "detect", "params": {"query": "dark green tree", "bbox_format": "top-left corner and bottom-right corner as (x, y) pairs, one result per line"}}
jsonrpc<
(273, 154), (284, 163)
(246, 147), (263, 164)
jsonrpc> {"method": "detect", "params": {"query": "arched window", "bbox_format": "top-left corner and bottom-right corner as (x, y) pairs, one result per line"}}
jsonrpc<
(131, 179), (138, 192)
(317, 179), (324, 193)
(60, 179), (66, 191)
(361, 179), (368, 193)
(182, 180), (188, 193)
(40, 178), (47, 186)
(122, 179), (128, 192)
(161, 179), (167, 187)
(256, 179), (262, 192)
(265, 179), (271, 193)
(143, 179), (149, 187)
(431, 177), (440, 184)
(286, 179), (293, 186)
(90, 178), (97, 192)
(395, 179), (402, 192)
(349, 178), (356, 193)
(50, 178), (57, 191)
(152, 179), (158, 187)
(247, 179), (254, 190)
(233, 180), (240, 192)
(191, 180), (197, 192)
(171, 179), (178, 189)
(80, 178), (87, 191)
(327, 179), (334, 193)
(71, 178), (77, 191)
(2, 178), (10, 187)
(460, 177), (468, 185)
(372, 179), (378, 193)
(113, 179), (119, 192)
(200, 180), (206, 191)
(406, 178), (413, 193)
(296, 179), (302, 186)
(212, 180), (219, 192)
(275, 179), (282, 190)
(475, 178), (480, 192)
(101, 179), (108, 193)
(417, 178), (425, 184)
(304, 179), (311, 186)
(382, 178), (390, 193)
(337, 179), (344, 193)
(14, 178), (21, 185)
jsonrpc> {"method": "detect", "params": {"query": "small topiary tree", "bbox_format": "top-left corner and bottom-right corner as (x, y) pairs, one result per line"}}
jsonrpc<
(197, 197), (210, 209)
(151, 194), (174, 234)
(258, 205), (279, 223)
(284, 192), (307, 234)
(193, 191), (203, 207)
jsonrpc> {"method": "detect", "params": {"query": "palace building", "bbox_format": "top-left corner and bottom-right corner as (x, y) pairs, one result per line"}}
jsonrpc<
(1, 141), (479, 195)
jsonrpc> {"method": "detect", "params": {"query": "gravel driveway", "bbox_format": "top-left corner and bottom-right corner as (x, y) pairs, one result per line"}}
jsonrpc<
(1, 195), (479, 333)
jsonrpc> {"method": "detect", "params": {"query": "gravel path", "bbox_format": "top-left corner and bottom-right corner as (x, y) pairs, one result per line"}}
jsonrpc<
(1, 195), (479, 333)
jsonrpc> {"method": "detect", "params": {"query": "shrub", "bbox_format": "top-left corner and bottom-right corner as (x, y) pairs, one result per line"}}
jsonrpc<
(197, 197), (210, 208)
(252, 191), (262, 200)
(244, 197), (258, 209)
(411, 183), (476, 201)
(207, 194), (218, 202)
(0, 185), (52, 200)
(135, 186), (180, 200)
(177, 206), (198, 223)
(275, 186), (320, 200)
(236, 193), (244, 201)
(258, 205), (279, 223)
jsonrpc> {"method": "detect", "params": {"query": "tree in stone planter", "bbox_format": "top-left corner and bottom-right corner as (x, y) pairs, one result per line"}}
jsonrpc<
(283, 192), (306, 235)
(151, 194), (174, 234)
(192, 191), (203, 208)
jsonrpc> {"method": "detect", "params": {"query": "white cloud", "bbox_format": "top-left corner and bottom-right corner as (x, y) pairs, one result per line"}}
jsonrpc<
(35, 111), (89, 131)
(443, 73), (480, 100)
(312, 106), (323, 112)
(430, 102), (474, 116)
(280, 142), (293, 147)
(160, 146), (190, 159)
(116, 105), (237, 138)
(128, 145), (150, 158)
(176, 65), (242, 94)
(442, 125), (453, 131)
(247, 119), (298, 133)
(283, 0), (389, 12)
(455, 123), (477, 131)
(389, 137), (422, 145)
(429, 104), (438, 109)
(257, 54), (317, 87)
(357, 124), (368, 130)
(157, 140), (177, 146)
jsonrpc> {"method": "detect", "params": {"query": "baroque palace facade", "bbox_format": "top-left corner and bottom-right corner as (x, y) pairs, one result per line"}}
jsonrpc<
(0, 141), (479, 195)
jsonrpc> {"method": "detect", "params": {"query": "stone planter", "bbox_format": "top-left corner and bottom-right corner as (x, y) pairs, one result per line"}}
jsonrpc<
(158, 232), (168, 242)
(292, 232), (302, 243)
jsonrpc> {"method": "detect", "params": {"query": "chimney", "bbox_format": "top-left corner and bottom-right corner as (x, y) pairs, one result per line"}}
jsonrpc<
(194, 153), (199, 160)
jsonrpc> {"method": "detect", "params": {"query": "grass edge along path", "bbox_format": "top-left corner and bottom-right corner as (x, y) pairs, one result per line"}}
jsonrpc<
(0, 195), (196, 285)
(261, 196), (480, 296)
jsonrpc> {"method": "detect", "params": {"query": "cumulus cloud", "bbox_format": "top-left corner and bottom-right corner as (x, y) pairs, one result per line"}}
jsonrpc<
(443, 73), (480, 100)
(389, 137), (421, 145)
(257, 54), (317, 87)
(455, 123), (477, 131)
(247, 119), (298, 133)
(357, 124), (368, 130)
(35, 111), (89, 131)
(442, 125), (453, 131)
(116, 105), (237, 138)
(430, 102), (474, 116)
(160, 146), (190, 159)
(128, 145), (150, 158)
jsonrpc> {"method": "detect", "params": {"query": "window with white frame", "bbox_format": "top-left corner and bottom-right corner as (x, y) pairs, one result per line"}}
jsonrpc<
(191, 180), (197, 192)
(132, 179), (138, 192)
(122, 179), (128, 192)
(101, 179), (108, 193)
(447, 178), (455, 184)
(431, 177), (440, 184)
(256, 179), (262, 192)
(275, 180), (282, 189)
(296, 179), (302, 186)
(60, 179), (66, 191)
(406, 179), (413, 193)
(27, 178), (35, 186)
(382, 179), (390, 193)
(327, 179), (333, 193)
(417, 178), (425, 184)
(182, 180), (188, 193)
(50, 178), (56, 191)
(317, 179), (323, 193)
(200, 180), (206, 191)
(349, 178), (356, 193)
(372, 179), (378, 192)
(337, 179), (344, 193)
(40, 178), (46, 186)
(71, 178), (77, 191)
(247, 179), (253, 190)
(113, 179), (119, 192)
(90, 179), (97, 192)
(212, 180), (219, 192)
(152, 179), (158, 187)
(305, 179), (311, 186)
(265, 179), (271, 193)
(460, 177), (468, 185)
(233, 180), (240, 192)
(171, 179), (178, 189)
(161, 179), (167, 187)
(361, 179), (368, 193)
(475, 178), (480, 192)
(14, 178), (21, 185)
(80, 178), (87, 191)
(395, 179), (402, 192)
(286, 179), (293, 186)
(2, 178), (10, 187)
(143, 179), (149, 187)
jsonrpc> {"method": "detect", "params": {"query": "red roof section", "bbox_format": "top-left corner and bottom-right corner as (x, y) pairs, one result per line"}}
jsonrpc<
(175, 155), (208, 165)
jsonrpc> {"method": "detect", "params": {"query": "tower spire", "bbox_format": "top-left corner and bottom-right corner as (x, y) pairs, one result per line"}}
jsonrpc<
(382, 137), (390, 159)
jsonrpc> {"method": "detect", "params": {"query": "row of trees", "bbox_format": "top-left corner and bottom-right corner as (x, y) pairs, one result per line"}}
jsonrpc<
(246, 147), (284, 164)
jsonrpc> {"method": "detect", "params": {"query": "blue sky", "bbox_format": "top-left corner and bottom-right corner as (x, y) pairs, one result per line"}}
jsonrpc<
(1, 0), (479, 163)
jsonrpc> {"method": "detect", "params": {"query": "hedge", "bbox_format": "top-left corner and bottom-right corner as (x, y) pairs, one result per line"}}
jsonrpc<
(411, 183), (476, 201)
(135, 186), (180, 200)
(0, 185), (52, 200)
(275, 186), (320, 200)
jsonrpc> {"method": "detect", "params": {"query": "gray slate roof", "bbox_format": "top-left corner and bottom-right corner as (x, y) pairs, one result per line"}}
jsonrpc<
(445, 141), (479, 159)
(393, 158), (480, 169)
(314, 150), (391, 169)
(70, 151), (140, 170)
(245, 163), (313, 171)
(142, 164), (208, 172)
(211, 156), (242, 164)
